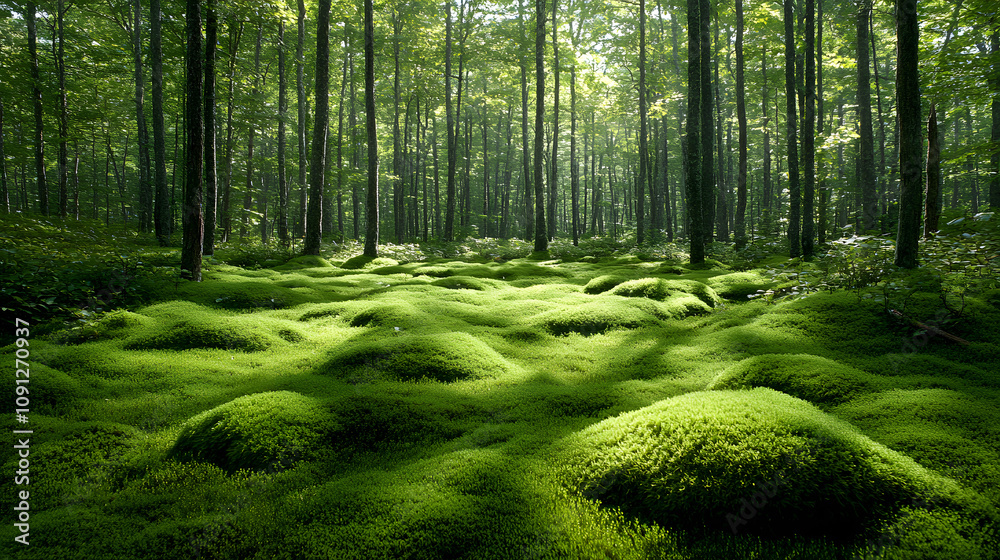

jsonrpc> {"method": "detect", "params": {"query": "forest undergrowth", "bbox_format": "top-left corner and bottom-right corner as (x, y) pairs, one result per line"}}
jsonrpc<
(2, 213), (999, 559)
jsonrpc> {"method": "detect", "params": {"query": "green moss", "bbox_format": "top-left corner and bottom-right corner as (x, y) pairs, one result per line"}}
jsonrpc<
(661, 294), (714, 317)
(707, 271), (777, 300)
(273, 255), (334, 270)
(662, 279), (723, 307)
(583, 274), (628, 294)
(169, 391), (332, 472)
(609, 278), (670, 300)
(321, 332), (515, 382)
(124, 316), (277, 352)
(556, 388), (987, 539)
(431, 276), (491, 291)
(340, 255), (400, 270)
(707, 353), (876, 407)
(530, 300), (660, 336)
(51, 310), (154, 345)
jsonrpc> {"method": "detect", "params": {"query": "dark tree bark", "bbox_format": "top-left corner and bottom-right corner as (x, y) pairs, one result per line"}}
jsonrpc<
(0, 100), (7, 212)
(534, 0), (548, 252)
(57, 0), (69, 219)
(132, 0), (151, 231)
(762, 51), (772, 217)
(363, 0), (379, 257)
(548, 0), (559, 241)
(27, 1), (47, 215)
(924, 103), (941, 238)
(894, 0), (921, 268)
(335, 22), (349, 239)
(817, 0), (826, 245)
(784, 0), (800, 257)
(278, 21), (289, 245)
(181, 0), (204, 281)
(203, 0), (218, 255)
(636, 0), (647, 246)
(242, 25), (263, 240)
(221, 21), (243, 242)
(734, 0), (747, 249)
(151, 0), (169, 243)
(699, 0), (714, 243)
(305, 0), (330, 255)
(570, 19), (579, 246)
(802, 0), (816, 256)
(686, 0), (705, 263)
(392, 8), (403, 242)
(857, 1), (877, 231)
(296, 0), (308, 239)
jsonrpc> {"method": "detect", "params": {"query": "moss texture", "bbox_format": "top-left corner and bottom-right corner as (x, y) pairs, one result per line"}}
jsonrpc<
(707, 353), (876, 407)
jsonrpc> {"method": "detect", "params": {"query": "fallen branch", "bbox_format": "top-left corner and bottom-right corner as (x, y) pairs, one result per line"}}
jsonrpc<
(889, 309), (970, 346)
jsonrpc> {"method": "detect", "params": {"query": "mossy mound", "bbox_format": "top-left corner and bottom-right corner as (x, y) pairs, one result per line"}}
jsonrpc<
(707, 354), (875, 407)
(556, 388), (984, 539)
(608, 278), (669, 300)
(661, 294), (714, 317)
(321, 332), (514, 382)
(124, 316), (277, 352)
(273, 255), (334, 270)
(754, 292), (895, 354)
(298, 300), (426, 329)
(655, 263), (689, 275)
(530, 300), (660, 336)
(431, 276), (491, 291)
(328, 394), (465, 452)
(51, 310), (154, 344)
(661, 279), (723, 307)
(169, 391), (332, 472)
(0, 363), (82, 415)
(707, 271), (776, 300)
(583, 275), (626, 295)
(340, 255), (399, 270)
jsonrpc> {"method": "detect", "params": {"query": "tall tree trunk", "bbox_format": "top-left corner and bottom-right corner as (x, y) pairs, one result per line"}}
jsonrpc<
(699, 0), (714, 243)
(363, 0), (379, 256)
(762, 52), (772, 218)
(58, 0), (69, 219)
(894, 0), (921, 268)
(924, 103), (941, 237)
(816, 0), (826, 245)
(392, 9), (403, 242)
(686, 0), (705, 263)
(0, 100), (7, 212)
(548, 0), (559, 241)
(221, 21), (242, 242)
(305, 0), (330, 255)
(519, 0), (533, 240)
(151, 0), (169, 243)
(784, 0), (801, 257)
(336, 22), (349, 239)
(203, 0), (218, 254)
(991, 31), (1000, 209)
(570, 24), (579, 247)
(296, 0), (308, 238)
(534, 0), (548, 252)
(871, 12), (888, 228)
(133, 0), (151, 231)
(444, 1), (457, 241)
(802, 0), (816, 256)
(242, 25), (263, 239)
(857, 1), (877, 231)
(713, 15), (726, 242)
(636, 0), (647, 245)
(278, 22), (289, 245)
(27, 1), (47, 215)
(734, 0), (748, 249)
(181, 0), (203, 281)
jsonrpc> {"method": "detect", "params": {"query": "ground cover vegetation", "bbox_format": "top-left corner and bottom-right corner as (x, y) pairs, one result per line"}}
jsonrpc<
(3, 0), (1000, 556)
(2, 212), (999, 559)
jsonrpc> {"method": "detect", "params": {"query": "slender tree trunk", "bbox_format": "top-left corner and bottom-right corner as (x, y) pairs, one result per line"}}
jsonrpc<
(181, 0), (203, 281)
(817, 0), (826, 245)
(221, 21), (242, 242)
(570, 36), (579, 246)
(784, 0), (801, 257)
(151, 0), (169, 243)
(392, 9), (403, 242)
(734, 0), (748, 249)
(27, 2), (47, 215)
(444, 1), (457, 241)
(296, 0), (308, 239)
(636, 0), (647, 245)
(0, 100), (7, 213)
(58, 0), (69, 219)
(894, 0), (921, 268)
(700, 0), (714, 243)
(278, 22), (289, 245)
(519, 0), (533, 240)
(802, 0), (816, 256)
(548, 0), (559, 241)
(924, 103), (941, 237)
(335, 22), (349, 239)
(534, 0), (548, 252)
(242, 25), (263, 239)
(991, 31), (1000, 209)
(132, 0), (151, 230)
(871, 12), (888, 228)
(203, 0), (218, 254)
(857, 2), (877, 231)
(686, 0), (705, 263)
(305, 0), (330, 255)
(762, 52), (772, 218)
(363, 0), (379, 256)
(713, 15), (726, 242)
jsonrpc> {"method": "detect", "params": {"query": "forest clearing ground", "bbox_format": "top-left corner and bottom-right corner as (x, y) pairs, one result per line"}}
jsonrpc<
(2, 236), (999, 559)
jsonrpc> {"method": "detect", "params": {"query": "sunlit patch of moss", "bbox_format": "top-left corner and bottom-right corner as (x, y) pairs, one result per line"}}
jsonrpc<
(124, 316), (277, 352)
(530, 300), (661, 336)
(583, 275), (627, 295)
(169, 391), (333, 472)
(340, 255), (400, 270)
(556, 388), (991, 540)
(321, 332), (515, 382)
(272, 255), (334, 270)
(707, 353), (877, 407)
(608, 278), (670, 300)
(431, 275), (493, 291)
(51, 309), (154, 345)
(707, 270), (777, 300)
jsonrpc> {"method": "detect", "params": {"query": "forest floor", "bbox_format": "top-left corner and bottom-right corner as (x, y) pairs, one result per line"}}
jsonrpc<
(2, 219), (1000, 559)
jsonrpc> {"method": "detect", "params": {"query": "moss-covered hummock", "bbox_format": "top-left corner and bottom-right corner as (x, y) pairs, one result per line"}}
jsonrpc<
(169, 391), (332, 472)
(707, 270), (776, 300)
(707, 353), (876, 407)
(556, 388), (992, 539)
(321, 332), (515, 382)
(124, 315), (278, 352)
(529, 300), (661, 336)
